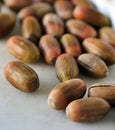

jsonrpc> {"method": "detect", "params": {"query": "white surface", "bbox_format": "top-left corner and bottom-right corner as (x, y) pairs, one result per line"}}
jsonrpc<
(0, 1), (115, 130)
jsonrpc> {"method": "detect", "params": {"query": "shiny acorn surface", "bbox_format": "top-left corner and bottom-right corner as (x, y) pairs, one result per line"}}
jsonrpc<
(73, 5), (110, 27)
(39, 34), (61, 64)
(78, 53), (109, 78)
(54, 0), (73, 20)
(66, 19), (97, 39)
(43, 13), (64, 37)
(4, 61), (39, 92)
(55, 53), (79, 82)
(7, 36), (40, 63)
(22, 16), (42, 44)
(88, 83), (115, 106)
(61, 34), (82, 57)
(83, 38), (115, 65)
(0, 13), (16, 38)
(66, 97), (111, 122)
(48, 78), (86, 110)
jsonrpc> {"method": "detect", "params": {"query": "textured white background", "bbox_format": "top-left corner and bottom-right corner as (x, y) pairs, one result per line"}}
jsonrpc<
(0, 1), (115, 130)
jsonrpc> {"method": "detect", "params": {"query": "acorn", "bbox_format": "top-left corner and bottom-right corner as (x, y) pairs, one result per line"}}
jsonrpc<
(61, 34), (82, 57)
(48, 78), (86, 110)
(7, 35), (40, 63)
(55, 53), (79, 82)
(22, 16), (42, 44)
(39, 34), (61, 64)
(4, 61), (39, 92)
(83, 38), (115, 65)
(73, 5), (110, 27)
(66, 19), (97, 39)
(99, 27), (115, 48)
(78, 53), (109, 78)
(43, 13), (64, 38)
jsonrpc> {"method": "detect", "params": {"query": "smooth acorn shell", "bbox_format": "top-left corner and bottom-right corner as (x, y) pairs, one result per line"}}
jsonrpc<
(7, 36), (40, 63)
(88, 83), (115, 106)
(55, 53), (79, 82)
(73, 5), (110, 27)
(18, 2), (53, 21)
(66, 19), (97, 39)
(78, 53), (109, 78)
(43, 13), (64, 37)
(99, 27), (115, 48)
(66, 97), (111, 122)
(54, 0), (73, 20)
(0, 13), (16, 38)
(39, 34), (61, 64)
(61, 34), (82, 57)
(22, 16), (42, 44)
(83, 38), (115, 65)
(48, 78), (86, 110)
(4, 61), (39, 92)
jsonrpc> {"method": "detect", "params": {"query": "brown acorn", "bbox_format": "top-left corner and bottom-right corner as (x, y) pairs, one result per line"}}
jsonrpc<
(48, 78), (86, 110)
(22, 16), (42, 44)
(73, 5), (110, 27)
(4, 0), (32, 12)
(4, 61), (39, 92)
(66, 97), (111, 122)
(66, 19), (97, 39)
(0, 13), (16, 38)
(54, 0), (73, 20)
(83, 38), (115, 65)
(71, 0), (96, 9)
(39, 34), (61, 64)
(61, 34), (82, 57)
(55, 53), (79, 82)
(99, 27), (115, 48)
(18, 2), (53, 21)
(88, 83), (115, 106)
(78, 53), (109, 78)
(7, 35), (40, 63)
(43, 13), (64, 38)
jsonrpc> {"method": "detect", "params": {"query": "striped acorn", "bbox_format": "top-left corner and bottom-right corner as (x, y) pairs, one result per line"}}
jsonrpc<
(83, 38), (115, 65)
(55, 53), (79, 82)
(4, 61), (39, 92)
(77, 53), (109, 78)
(48, 78), (86, 110)
(88, 83), (115, 106)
